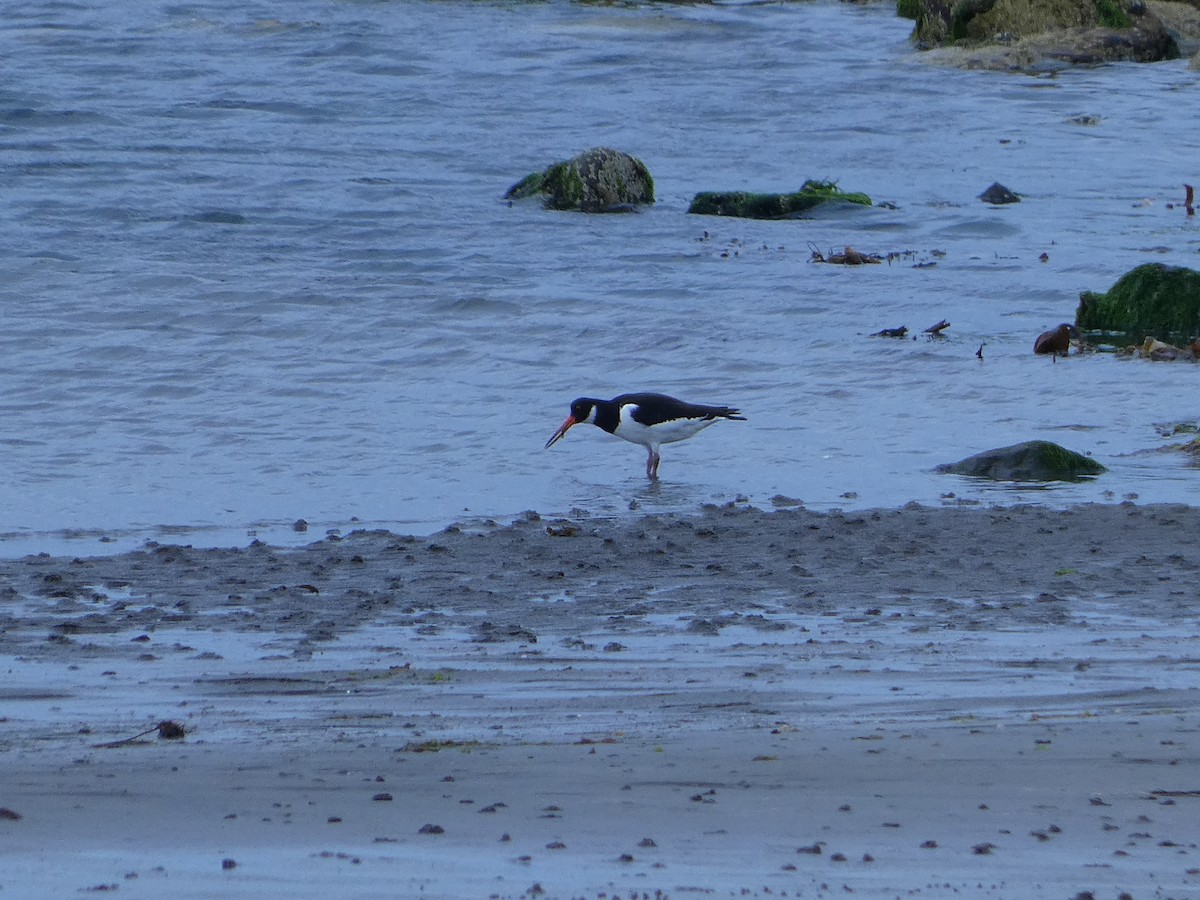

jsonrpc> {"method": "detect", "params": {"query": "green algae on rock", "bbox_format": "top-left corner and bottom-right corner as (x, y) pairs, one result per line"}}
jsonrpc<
(687, 180), (872, 220)
(914, 0), (1119, 43)
(1076, 263), (1200, 343)
(905, 0), (1178, 69)
(505, 147), (654, 213)
(937, 440), (1106, 482)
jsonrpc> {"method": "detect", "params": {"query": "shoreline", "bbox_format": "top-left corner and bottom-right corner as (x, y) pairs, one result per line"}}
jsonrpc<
(0, 485), (1160, 562)
(2, 502), (1199, 898)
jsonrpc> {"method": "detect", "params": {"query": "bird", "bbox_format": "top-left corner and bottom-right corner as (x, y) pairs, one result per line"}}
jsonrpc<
(544, 392), (745, 478)
(1034, 323), (1082, 357)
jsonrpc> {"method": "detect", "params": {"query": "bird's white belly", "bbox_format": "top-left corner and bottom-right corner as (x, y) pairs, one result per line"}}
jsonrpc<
(615, 414), (715, 447)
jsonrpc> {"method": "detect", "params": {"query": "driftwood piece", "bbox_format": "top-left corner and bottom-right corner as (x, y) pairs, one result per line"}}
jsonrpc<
(92, 720), (187, 749)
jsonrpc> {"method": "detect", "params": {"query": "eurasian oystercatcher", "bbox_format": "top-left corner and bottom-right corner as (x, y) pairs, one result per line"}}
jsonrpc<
(544, 392), (746, 478)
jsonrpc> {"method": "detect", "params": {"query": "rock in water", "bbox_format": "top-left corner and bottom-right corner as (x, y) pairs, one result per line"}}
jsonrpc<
(936, 440), (1105, 482)
(688, 181), (872, 219)
(1076, 263), (1200, 342)
(980, 182), (1020, 204)
(906, 0), (1178, 70)
(505, 148), (654, 213)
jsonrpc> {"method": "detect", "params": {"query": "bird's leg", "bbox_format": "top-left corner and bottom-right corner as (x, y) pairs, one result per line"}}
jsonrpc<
(646, 447), (661, 479)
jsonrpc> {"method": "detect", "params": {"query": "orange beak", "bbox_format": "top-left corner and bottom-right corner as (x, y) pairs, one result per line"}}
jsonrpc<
(544, 415), (576, 449)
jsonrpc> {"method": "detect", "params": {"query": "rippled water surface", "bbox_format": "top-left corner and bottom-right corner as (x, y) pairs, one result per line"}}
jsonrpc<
(3, 0), (1200, 554)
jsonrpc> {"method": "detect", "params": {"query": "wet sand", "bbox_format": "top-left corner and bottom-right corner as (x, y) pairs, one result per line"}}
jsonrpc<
(2, 502), (1199, 898)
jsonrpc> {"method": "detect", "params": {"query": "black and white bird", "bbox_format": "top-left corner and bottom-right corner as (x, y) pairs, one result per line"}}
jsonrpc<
(544, 392), (746, 478)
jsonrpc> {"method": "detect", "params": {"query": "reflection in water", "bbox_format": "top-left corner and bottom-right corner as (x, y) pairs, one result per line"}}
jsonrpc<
(629, 477), (717, 514)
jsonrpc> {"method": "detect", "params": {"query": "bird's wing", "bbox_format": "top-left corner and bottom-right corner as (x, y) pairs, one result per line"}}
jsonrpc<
(617, 393), (745, 426)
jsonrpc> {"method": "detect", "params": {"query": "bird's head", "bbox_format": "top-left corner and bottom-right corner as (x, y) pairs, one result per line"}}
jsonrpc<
(545, 398), (599, 449)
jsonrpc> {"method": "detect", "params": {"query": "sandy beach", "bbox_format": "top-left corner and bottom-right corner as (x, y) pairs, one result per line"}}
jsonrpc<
(2, 502), (1199, 899)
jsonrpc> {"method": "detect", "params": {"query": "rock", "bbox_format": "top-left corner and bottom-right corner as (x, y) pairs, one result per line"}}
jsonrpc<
(937, 440), (1106, 482)
(505, 147), (654, 213)
(1076, 263), (1200, 342)
(913, 0), (1126, 44)
(980, 182), (1020, 204)
(907, 0), (1179, 70)
(1148, 0), (1200, 57)
(1136, 336), (1196, 361)
(687, 181), (872, 220)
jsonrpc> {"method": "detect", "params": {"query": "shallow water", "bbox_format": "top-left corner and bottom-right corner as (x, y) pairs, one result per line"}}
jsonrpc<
(3, 0), (1200, 556)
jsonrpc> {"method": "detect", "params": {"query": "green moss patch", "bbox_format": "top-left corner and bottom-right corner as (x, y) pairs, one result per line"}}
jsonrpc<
(1095, 0), (1129, 29)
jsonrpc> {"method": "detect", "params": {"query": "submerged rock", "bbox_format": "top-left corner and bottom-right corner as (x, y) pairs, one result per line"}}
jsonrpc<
(1076, 263), (1200, 342)
(505, 147), (654, 213)
(906, 0), (1179, 70)
(687, 181), (872, 220)
(980, 182), (1020, 204)
(937, 440), (1106, 482)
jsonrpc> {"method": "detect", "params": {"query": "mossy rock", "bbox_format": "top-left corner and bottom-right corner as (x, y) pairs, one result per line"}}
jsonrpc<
(1076, 263), (1200, 342)
(914, 0), (1125, 43)
(909, 0), (1177, 67)
(687, 180), (872, 220)
(936, 440), (1106, 482)
(505, 147), (654, 213)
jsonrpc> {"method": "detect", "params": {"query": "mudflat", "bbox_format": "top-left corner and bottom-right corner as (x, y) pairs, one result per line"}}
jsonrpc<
(2, 502), (1198, 898)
